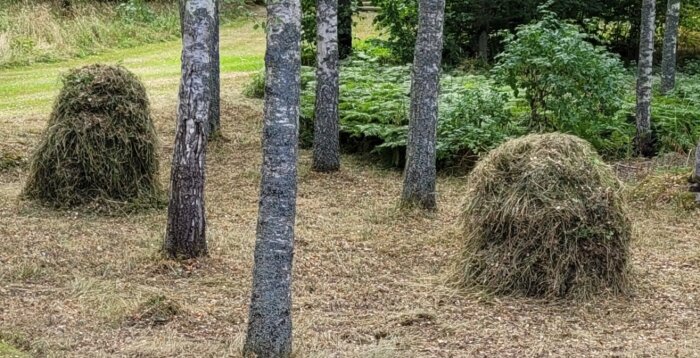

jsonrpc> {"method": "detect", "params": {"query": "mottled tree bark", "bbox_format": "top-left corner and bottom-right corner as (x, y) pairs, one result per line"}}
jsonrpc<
(243, 0), (301, 356)
(312, 0), (340, 172)
(209, 0), (221, 135)
(401, 0), (445, 210)
(338, 0), (352, 59)
(694, 142), (700, 203)
(635, 0), (656, 157)
(164, 0), (215, 259)
(661, 0), (681, 94)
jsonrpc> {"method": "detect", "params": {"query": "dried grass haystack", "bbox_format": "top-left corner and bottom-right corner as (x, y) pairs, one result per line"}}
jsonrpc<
(24, 64), (161, 208)
(456, 133), (631, 299)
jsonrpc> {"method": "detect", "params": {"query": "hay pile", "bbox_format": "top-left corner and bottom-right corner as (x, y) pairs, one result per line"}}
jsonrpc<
(456, 133), (631, 299)
(24, 64), (161, 208)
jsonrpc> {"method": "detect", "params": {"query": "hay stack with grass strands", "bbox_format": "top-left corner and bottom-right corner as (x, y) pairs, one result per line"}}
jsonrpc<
(456, 133), (631, 299)
(24, 64), (161, 209)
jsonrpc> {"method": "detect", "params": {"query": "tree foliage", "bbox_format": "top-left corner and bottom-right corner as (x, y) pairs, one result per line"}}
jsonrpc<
(371, 0), (655, 64)
(492, 11), (630, 156)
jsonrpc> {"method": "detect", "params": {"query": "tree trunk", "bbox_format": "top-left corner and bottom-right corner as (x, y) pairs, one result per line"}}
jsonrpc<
(209, 0), (221, 135)
(635, 0), (656, 157)
(243, 0), (301, 356)
(694, 142), (700, 203)
(313, 0), (340, 172)
(478, 30), (489, 61)
(338, 0), (352, 59)
(401, 0), (445, 210)
(661, 0), (681, 94)
(164, 0), (215, 259)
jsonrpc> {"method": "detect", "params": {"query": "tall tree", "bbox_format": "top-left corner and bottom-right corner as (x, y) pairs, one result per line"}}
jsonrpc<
(312, 0), (340, 172)
(400, 0), (446, 210)
(179, 0), (220, 136)
(635, 0), (656, 157)
(338, 0), (352, 59)
(243, 0), (301, 356)
(693, 142), (700, 203)
(661, 0), (681, 94)
(209, 0), (221, 135)
(163, 0), (215, 259)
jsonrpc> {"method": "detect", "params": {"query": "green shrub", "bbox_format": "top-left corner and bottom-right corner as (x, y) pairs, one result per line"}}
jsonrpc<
(300, 59), (522, 168)
(492, 11), (632, 157)
(243, 70), (265, 99)
(652, 76), (700, 153)
(372, 0), (648, 65)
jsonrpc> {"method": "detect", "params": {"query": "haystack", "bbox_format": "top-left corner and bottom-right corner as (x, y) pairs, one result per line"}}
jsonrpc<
(24, 64), (161, 208)
(456, 133), (631, 299)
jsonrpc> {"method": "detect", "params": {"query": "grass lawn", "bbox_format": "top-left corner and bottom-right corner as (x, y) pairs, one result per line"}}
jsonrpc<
(0, 9), (699, 358)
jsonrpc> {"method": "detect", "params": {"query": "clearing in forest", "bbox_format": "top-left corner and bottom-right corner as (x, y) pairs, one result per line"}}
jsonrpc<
(0, 12), (698, 358)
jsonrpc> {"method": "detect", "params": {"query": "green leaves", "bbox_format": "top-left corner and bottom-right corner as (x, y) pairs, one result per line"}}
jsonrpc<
(300, 59), (521, 167)
(492, 12), (632, 157)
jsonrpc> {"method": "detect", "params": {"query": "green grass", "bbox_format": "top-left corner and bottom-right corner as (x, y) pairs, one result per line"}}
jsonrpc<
(0, 18), (265, 116)
(0, 341), (28, 358)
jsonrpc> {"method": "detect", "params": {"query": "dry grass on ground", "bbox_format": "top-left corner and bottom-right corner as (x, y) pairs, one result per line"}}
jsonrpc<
(1, 83), (699, 357)
(1, 13), (699, 358)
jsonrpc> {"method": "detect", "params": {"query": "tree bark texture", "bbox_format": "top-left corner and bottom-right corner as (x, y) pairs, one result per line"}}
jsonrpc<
(209, 0), (221, 135)
(635, 0), (656, 157)
(243, 0), (301, 356)
(401, 0), (445, 210)
(661, 0), (681, 94)
(164, 0), (215, 259)
(338, 0), (352, 59)
(478, 30), (489, 61)
(312, 0), (340, 172)
(694, 142), (700, 203)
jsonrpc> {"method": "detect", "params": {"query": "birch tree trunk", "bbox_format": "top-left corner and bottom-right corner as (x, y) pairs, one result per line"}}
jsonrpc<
(312, 0), (340, 172)
(694, 143), (700, 203)
(209, 0), (221, 135)
(338, 0), (352, 59)
(401, 0), (445, 210)
(661, 0), (681, 94)
(243, 0), (301, 356)
(635, 0), (656, 157)
(164, 0), (215, 259)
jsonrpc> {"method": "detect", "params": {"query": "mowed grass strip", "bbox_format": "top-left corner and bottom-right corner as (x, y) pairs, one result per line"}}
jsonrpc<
(0, 18), (265, 117)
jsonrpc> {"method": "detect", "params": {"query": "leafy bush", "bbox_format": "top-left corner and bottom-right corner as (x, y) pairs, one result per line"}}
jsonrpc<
(372, 0), (647, 65)
(243, 70), (265, 99)
(117, 0), (156, 23)
(492, 12), (632, 157)
(300, 59), (521, 168)
(681, 59), (700, 75)
(651, 76), (700, 153)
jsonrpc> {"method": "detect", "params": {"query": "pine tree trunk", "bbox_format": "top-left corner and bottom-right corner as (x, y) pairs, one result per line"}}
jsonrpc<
(243, 0), (301, 356)
(312, 0), (340, 172)
(401, 0), (445, 210)
(164, 0), (215, 259)
(635, 0), (656, 157)
(209, 0), (221, 135)
(338, 0), (352, 59)
(661, 0), (681, 94)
